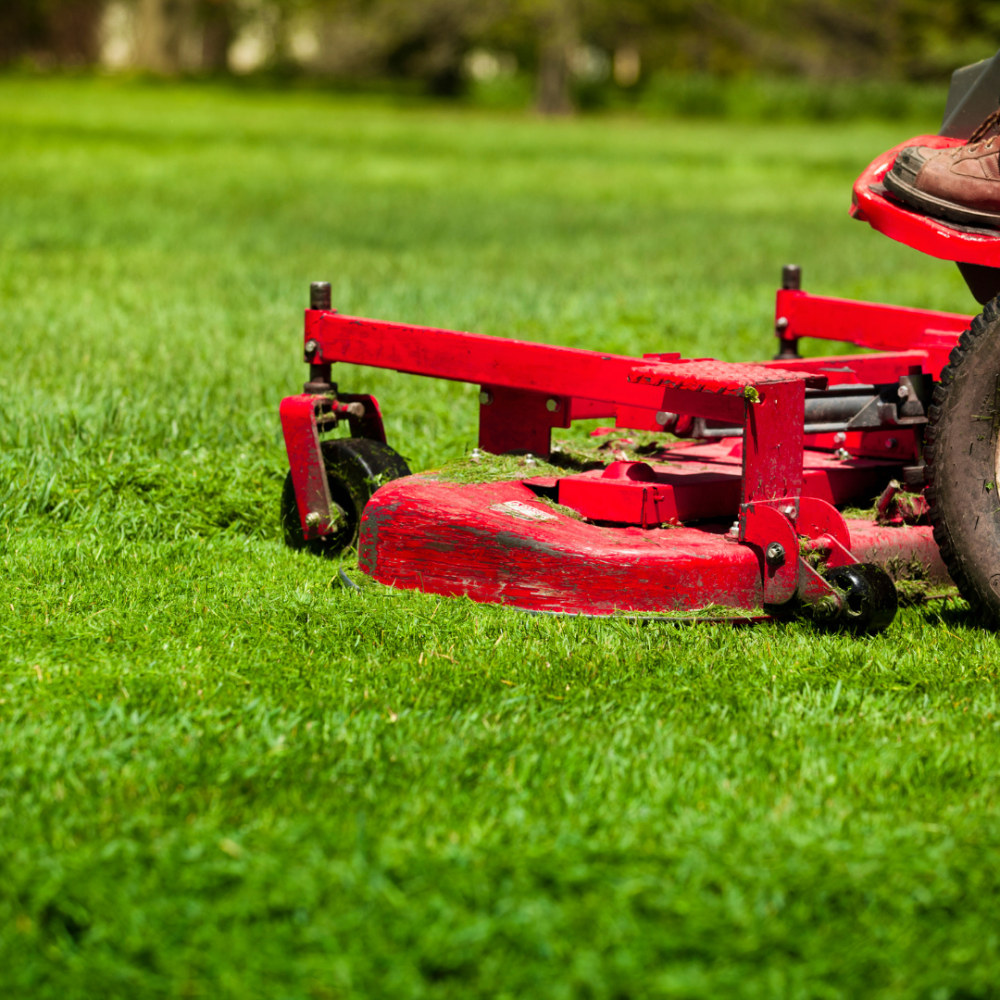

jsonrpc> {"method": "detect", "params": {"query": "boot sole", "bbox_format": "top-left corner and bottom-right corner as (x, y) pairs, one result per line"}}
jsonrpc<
(883, 167), (1000, 230)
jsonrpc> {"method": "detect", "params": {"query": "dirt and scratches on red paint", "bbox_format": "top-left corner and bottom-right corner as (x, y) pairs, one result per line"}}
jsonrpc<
(489, 500), (558, 522)
(357, 473), (950, 616)
(359, 476), (764, 614)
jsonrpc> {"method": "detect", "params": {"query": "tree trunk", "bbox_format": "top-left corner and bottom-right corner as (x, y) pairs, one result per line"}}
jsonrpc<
(535, 0), (577, 116)
(49, 1), (105, 64)
(134, 0), (192, 74)
(200, 1), (233, 73)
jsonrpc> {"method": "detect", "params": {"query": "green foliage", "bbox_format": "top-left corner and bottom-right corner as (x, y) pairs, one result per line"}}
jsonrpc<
(0, 0), (103, 65)
(4, 0), (999, 102)
(639, 73), (950, 123)
(0, 77), (996, 998)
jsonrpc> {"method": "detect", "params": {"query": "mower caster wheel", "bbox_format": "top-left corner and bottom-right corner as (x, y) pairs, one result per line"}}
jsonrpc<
(281, 438), (411, 557)
(825, 563), (898, 634)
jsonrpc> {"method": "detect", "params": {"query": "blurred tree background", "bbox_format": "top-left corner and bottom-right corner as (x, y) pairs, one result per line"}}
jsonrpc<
(1, 0), (998, 114)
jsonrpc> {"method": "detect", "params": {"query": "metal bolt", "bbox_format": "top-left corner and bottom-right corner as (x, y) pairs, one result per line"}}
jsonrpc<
(885, 438), (898, 450)
(781, 264), (802, 290)
(546, 398), (560, 412)
(897, 384), (910, 399)
(775, 317), (789, 332)
(833, 432), (846, 445)
(479, 390), (493, 406)
(305, 512), (322, 527)
(765, 542), (786, 567)
(309, 282), (332, 310)
(728, 520), (740, 537)
(655, 411), (676, 427)
(304, 339), (319, 358)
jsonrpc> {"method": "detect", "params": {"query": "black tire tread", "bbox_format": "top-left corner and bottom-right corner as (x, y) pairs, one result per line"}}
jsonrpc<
(924, 296), (1000, 620)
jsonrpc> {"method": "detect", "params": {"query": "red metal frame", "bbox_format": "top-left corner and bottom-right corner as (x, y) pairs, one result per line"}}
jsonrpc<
(772, 290), (969, 374)
(280, 131), (986, 619)
(279, 392), (385, 541)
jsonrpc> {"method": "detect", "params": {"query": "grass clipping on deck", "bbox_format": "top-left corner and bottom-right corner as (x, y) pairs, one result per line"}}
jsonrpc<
(429, 451), (586, 519)
(431, 430), (676, 486)
(431, 450), (566, 484)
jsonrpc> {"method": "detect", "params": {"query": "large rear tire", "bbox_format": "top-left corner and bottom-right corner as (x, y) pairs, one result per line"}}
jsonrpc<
(925, 296), (1000, 623)
(281, 438), (411, 557)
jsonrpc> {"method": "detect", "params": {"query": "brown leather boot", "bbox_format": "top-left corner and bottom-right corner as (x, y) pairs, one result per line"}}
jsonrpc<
(884, 110), (1000, 228)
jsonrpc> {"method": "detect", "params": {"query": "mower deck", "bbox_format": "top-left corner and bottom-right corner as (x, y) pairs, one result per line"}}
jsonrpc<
(359, 467), (949, 618)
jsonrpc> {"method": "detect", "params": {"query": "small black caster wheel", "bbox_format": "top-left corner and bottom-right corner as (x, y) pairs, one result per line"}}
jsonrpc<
(826, 562), (898, 634)
(281, 438), (411, 557)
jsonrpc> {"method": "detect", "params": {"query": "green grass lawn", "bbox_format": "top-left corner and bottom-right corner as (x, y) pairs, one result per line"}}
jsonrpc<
(2, 77), (999, 999)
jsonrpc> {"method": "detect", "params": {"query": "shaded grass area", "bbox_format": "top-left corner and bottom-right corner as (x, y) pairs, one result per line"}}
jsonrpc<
(0, 78), (997, 998)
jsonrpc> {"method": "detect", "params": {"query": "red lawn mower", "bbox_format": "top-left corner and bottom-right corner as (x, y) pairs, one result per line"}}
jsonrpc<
(280, 51), (1000, 632)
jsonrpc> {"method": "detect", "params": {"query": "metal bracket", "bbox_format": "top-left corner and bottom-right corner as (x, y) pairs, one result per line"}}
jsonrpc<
(740, 495), (858, 609)
(279, 393), (336, 541)
(279, 391), (386, 540)
(739, 502), (799, 605)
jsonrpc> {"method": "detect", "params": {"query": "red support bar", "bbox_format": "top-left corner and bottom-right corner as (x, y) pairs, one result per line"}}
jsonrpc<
(775, 290), (970, 377)
(757, 351), (932, 386)
(308, 311), (665, 409)
(310, 313), (823, 458)
(742, 380), (804, 504)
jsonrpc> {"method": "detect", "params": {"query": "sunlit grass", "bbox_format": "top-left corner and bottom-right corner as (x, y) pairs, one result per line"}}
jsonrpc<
(0, 77), (994, 999)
